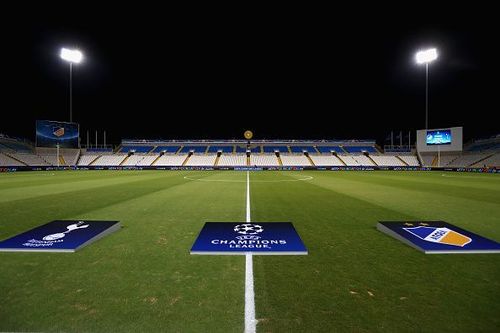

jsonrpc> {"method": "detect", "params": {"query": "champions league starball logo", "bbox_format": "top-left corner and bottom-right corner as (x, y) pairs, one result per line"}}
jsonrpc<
(234, 223), (264, 240)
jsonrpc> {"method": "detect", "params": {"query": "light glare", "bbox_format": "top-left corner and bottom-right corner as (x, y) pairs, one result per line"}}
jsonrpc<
(416, 48), (438, 64)
(60, 48), (83, 63)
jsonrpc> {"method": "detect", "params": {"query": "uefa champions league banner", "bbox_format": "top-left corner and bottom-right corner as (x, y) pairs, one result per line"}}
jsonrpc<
(0, 220), (121, 252)
(378, 221), (500, 254)
(191, 222), (308, 255)
(36, 120), (79, 148)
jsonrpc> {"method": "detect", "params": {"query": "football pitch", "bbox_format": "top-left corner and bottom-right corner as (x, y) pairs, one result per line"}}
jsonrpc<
(1, 170), (499, 332)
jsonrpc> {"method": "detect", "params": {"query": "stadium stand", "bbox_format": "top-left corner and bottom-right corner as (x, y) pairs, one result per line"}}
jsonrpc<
(370, 155), (406, 167)
(120, 146), (153, 153)
(263, 146), (289, 153)
(236, 145), (261, 153)
(280, 154), (312, 166)
(397, 155), (420, 166)
(309, 154), (345, 166)
(179, 146), (208, 154)
(151, 146), (180, 153)
(91, 155), (127, 166)
(153, 154), (188, 166)
(0, 153), (25, 166)
(338, 155), (376, 166)
(185, 154), (217, 167)
(77, 154), (100, 166)
(289, 146), (316, 153)
(217, 154), (247, 167)
(343, 146), (378, 153)
(250, 154), (280, 166)
(446, 153), (492, 168)
(470, 153), (500, 168)
(316, 146), (345, 153)
(207, 146), (234, 153)
(9, 153), (50, 166)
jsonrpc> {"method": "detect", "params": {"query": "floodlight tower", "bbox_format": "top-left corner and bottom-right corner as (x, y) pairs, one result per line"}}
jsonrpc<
(415, 48), (438, 129)
(60, 48), (83, 123)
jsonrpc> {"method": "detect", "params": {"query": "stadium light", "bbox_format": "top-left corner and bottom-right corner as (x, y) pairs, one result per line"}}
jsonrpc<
(415, 48), (438, 129)
(60, 48), (83, 63)
(60, 48), (83, 123)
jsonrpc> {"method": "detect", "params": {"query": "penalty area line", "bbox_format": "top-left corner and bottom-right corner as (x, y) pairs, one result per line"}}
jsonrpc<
(245, 171), (257, 333)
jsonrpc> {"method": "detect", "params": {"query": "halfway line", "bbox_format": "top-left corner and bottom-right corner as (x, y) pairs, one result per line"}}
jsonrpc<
(244, 171), (256, 333)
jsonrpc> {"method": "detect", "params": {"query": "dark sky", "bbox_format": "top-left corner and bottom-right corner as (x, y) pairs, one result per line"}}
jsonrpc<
(1, 5), (498, 146)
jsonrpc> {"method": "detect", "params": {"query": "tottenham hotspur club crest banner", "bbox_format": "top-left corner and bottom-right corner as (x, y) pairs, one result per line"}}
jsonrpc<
(191, 222), (308, 255)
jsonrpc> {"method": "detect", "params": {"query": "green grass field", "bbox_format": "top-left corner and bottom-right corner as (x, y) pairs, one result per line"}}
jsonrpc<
(1, 170), (499, 332)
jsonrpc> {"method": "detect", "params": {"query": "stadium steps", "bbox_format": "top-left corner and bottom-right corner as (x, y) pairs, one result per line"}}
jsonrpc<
(313, 146), (321, 154)
(89, 156), (101, 166)
(469, 153), (495, 167)
(305, 153), (315, 166)
(246, 155), (250, 166)
(4, 152), (27, 166)
(396, 155), (409, 166)
(431, 155), (438, 166)
(277, 153), (283, 166)
(336, 154), (347, 166)
(287, 146), (292, 153)
(214, 154), (221, 166)
(338, 146), (348, 153)
(119, 155), (130, 166)
(182, 154), (191, 166)
(177, 146), (184, 154)
(59, 155), (66, 166)
(366, 154), (378, 166)
(151, 154), (163, 166)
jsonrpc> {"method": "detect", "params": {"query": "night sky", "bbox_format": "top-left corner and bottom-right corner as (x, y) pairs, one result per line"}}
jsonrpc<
(2, 6), (498, 146)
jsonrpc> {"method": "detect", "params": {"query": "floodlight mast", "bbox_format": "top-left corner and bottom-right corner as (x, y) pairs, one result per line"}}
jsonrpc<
(416, 48), (438, 129)
(60, 48), (83, 123)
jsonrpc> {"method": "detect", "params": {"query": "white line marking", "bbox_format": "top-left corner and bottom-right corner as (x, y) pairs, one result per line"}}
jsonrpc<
(245, 171), (257, 333)
(184, 175), (313, 183)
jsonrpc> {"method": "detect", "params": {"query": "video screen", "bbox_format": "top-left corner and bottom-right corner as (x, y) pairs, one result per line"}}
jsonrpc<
(36, 120), (79, 148)
(426, 130), (452, 145)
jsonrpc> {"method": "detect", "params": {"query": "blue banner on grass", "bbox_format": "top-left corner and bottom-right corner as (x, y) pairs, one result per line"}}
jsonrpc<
(377, 221), (500, 254)
(0, 220), (121, 252)
(191, 222), (308, 255)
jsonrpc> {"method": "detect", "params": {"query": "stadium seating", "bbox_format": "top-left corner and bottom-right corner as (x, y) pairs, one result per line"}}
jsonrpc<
(250, 154), (280, 166)
(9, 153), (50, 166)
(397, 155), (420, 166)
(77, 154), (100, 166)
(338, 155), (376, 166)
(179, 146), (208, 154)
(0, 153), (25, 166)
(153, 154), (188, 166)
(120, 146), (153, 153)
(280, 154), (312, 166)
(217, 154), (247, 166)
(316, 146), (344, 153)
(236, 145), (261, 153)
(185, 154), (217, 167)
(263, 146), (289, 153)
(207, 146), (234, 153)
(289, 146), (316, 153)
(446, 153), (491, 168)
(370, 155), (406, 167)
(151, 146), (180, 153)
(471, 153), (500, 168)
(309, 155), (345, 166)
(343, 146), (378, 153)
(92, 155), (127, 166)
